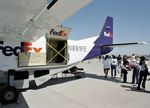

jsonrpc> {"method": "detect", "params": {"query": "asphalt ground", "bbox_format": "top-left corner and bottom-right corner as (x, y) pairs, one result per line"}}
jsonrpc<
(2, 58), (150, 108)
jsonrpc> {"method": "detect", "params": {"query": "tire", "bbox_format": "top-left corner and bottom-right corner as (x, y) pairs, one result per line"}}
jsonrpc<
(0, 86), (19, 105)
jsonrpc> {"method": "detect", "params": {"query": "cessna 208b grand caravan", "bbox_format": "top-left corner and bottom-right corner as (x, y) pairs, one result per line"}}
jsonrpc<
(0, 0), (145, 104)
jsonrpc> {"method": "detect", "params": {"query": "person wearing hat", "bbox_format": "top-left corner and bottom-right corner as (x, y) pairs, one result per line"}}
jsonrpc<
(137, 56), (149, 90)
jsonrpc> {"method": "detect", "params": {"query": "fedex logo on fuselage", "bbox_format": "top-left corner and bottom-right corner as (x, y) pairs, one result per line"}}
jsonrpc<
(50, 29), (67, 37)
(0, 41), (42, 56)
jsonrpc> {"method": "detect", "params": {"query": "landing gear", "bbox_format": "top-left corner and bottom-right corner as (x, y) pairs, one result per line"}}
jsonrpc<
(0, 85), (19, 105)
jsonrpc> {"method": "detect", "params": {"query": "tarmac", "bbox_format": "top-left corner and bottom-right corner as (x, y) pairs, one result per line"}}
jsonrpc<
(2, 58), (150, 108)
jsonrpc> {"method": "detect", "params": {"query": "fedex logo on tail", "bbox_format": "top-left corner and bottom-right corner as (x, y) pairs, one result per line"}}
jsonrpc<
(104, 31), (112, 37)
(0, 41), (42, 56)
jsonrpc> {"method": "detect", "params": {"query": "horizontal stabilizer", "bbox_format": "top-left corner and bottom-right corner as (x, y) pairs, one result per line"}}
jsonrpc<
(101, 41), (148, 48)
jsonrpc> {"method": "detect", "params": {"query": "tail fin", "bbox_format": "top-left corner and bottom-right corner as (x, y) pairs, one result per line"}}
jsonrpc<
(83, 16), (113, 60)
(94, 16), (113, 46)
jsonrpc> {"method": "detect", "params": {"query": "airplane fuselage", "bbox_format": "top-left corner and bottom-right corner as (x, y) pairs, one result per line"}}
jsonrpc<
(0, 36), (100, 71)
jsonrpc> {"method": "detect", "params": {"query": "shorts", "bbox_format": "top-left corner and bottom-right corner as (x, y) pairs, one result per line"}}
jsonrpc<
(104, 68), (110, 71)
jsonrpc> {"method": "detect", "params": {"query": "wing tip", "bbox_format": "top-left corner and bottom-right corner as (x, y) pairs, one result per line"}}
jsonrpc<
(138, 41), (148, 45)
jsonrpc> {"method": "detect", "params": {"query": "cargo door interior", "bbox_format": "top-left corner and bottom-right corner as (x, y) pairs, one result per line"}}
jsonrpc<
(46, 26), (71, 65)
(46, 39), (68, 65)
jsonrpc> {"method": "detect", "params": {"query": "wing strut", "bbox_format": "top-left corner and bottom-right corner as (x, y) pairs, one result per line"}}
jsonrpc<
(47, 0), (58, 10)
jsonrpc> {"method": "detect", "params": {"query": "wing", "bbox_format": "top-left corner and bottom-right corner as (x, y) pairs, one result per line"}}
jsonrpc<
(0, 0), (92, 42)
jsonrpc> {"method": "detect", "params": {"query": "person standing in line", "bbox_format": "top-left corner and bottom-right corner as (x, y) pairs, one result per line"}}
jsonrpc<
(121, 55), (130, 83)
(102, 55), (111, 78)
(120, 55), (126, 78)
(111, 55), (118, 77)
(131, 54), (136, 62)
(121, 60), (129, 83)
(117, 55), (122, 69)
(137, 56), (149, 90)
(129, 61), (141, 84)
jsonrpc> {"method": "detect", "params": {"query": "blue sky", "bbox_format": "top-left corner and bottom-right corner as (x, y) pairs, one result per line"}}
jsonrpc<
(61, 0), (150, 55)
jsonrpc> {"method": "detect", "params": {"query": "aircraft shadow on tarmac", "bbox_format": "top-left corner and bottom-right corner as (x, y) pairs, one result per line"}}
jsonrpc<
(28, 76), (83, 90)
(84, 72), (123, 83)
(27, 72), (123, 90)
(28, 72), (123, 90)
(23, 72), (150, 95)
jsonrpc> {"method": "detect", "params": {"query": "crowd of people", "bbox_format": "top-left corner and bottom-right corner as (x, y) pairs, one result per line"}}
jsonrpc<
(101, 54), (150, 90)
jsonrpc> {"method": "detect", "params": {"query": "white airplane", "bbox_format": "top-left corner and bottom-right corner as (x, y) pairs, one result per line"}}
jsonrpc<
(0, 0), (146, 105)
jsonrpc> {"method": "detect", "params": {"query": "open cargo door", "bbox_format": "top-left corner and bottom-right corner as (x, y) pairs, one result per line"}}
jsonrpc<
(46, 26), (71, 65)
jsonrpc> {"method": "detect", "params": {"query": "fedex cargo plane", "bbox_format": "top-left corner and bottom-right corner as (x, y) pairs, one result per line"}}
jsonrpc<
(0, 0), (145, 105)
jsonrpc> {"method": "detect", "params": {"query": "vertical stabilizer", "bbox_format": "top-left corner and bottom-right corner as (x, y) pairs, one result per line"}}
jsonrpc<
(94, 16), (113, 46)
(84, 16), (113, 60)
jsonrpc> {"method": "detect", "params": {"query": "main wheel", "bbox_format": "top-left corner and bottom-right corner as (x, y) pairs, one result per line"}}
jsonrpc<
(0, 86), (19, 105)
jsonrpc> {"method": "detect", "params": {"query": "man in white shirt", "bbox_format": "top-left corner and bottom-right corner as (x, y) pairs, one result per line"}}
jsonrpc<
(111, 55), (118, 77)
